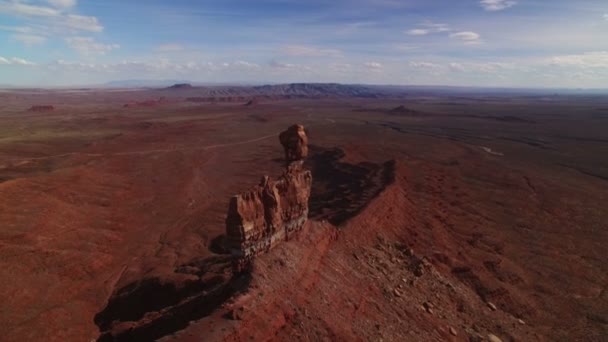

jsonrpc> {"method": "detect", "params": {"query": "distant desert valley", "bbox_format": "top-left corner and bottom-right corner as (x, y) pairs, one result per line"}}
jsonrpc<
(1, 84), (607, 341)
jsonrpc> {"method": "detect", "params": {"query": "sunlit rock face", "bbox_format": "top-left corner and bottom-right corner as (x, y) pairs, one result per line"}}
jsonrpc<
(226, 124), (312, 270)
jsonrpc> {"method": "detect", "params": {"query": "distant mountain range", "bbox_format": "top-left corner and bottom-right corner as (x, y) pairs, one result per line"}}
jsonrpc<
(104, 80), (192, 88)
(104, 80), (268, 88)
(2, 80), (606, 96)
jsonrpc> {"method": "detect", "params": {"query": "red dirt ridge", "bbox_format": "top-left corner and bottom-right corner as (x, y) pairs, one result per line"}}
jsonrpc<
(123, 97), (168, 108)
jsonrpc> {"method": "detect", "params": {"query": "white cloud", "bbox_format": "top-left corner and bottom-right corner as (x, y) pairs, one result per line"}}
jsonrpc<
(282, 45), (341, 57)
(65, 37), (119, 55)
(407, 21), (451, 36)
(448, 63), (466, 72)
(329, 63), (353, 73)
(393, 43), (419, 51)
(450, 31), (482, 44)
(0, 1), (59, 17)
(408, 61), (515, 75)
(13, 33), (46, 45)
(407, 29), (429, 36)
(62, 14), (103, 32)
(409, 61), (441, 70)
(364, 61), (383, 69)
(0, 0), (104, 47)
(480, 0), (516, 11)
(269, 60), (297, 69)
(550, 51), (608, 68)
(155, 43), (185, 52)
(47, 0), (76, 8)
(422, 21), (451, 32)
(0, 25), (33, 33)
(604, 13), (608, 21)
(0, 56), (36, 66)
(232, 60), (260, 69)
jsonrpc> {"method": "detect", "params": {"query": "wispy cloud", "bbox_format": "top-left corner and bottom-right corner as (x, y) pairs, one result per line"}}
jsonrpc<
(232, 60), (260, 69)
(364, 61), (383, 69)
(550, 51), (608, 68)
(0, 0), (104, 48)
(406, 21), (451, 36)
(407, 28), (429, 36)
(47, 0), (77, 9)
(155, 43), (185, 52)
(408, 61), (514, 74)
(449, 31), (482, 45)
(480, 0), (517, 11)
(422, 21), (451, 33)
(282, 45), (342, 57)
(0, 25), (34, 33)
(407, 20), (482, 45)
(269, 60), (298, 69)
(0, 56), (36, 65)
(0, 1), (59, 17)
(62, 14), (103, 32)
(65, 37), (119, 55)
(409, 61), (441, 70)
(13, 33), (46, 45)
(0, 0), (606, 88)
(393, 43), (420, 51)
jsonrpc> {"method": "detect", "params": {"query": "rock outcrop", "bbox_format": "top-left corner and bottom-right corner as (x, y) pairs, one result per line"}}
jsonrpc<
(226, 124), (312, 270)
(279, 124), (308, 163)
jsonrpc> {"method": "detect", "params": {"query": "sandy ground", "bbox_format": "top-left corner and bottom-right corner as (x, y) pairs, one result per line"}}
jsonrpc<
(0, 90), (607, 341)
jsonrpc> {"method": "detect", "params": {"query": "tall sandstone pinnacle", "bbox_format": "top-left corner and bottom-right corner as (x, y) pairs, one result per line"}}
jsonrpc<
(226, 124), (312, 271)
(279, 124), (308, 163)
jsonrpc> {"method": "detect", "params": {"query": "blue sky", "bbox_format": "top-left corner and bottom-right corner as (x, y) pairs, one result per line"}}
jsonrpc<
(1, 0), (607, 87)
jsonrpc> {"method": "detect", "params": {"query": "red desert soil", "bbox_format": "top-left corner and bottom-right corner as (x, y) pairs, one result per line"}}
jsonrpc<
(28, 105), (55, 112)
(0, 88), (607, 341)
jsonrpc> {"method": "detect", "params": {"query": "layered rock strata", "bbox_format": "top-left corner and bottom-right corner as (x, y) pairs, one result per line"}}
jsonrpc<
(226, 125), (312, 270)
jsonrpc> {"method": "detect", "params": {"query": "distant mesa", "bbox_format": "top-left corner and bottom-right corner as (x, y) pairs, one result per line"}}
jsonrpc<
(389, 105), (418, 114)
(187, 96), (252, 104)
(28, 105), (54, 112)
(167, 83), (193, 90)
(226, 124), (312, 271)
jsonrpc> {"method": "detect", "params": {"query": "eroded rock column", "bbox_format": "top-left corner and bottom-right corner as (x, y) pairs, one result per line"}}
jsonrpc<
(225, 124), (312, 271)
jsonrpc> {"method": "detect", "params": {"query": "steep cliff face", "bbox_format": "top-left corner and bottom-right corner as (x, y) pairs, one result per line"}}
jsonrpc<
(226, 125), (312, 270)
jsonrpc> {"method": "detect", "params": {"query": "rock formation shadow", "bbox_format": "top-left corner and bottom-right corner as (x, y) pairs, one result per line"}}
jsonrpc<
(94, 143), (394, 341)
(94, 256), (250, 341)
(305, 145), (395, 226)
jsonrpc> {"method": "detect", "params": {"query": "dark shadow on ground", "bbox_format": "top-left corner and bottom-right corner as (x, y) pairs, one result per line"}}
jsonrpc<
(305, 145), (395, 226)
(94, 256), (250, 342)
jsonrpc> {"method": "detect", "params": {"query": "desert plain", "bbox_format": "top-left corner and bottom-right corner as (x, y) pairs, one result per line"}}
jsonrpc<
(0, 84), (607, 341)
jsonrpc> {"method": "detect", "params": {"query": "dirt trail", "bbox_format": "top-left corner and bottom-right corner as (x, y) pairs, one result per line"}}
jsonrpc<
(4, 132), (281, 162)
(5, 122), (334, 163)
